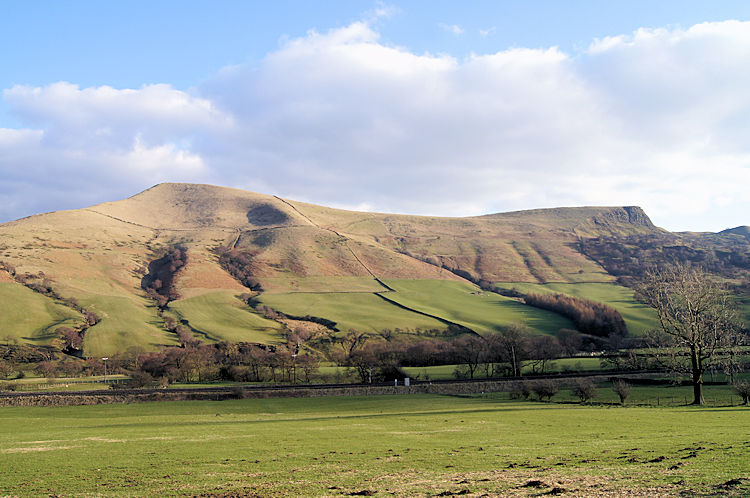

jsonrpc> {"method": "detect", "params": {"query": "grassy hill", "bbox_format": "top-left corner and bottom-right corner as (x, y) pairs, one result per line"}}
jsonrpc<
(0, 282), (83, 345)
(381, 280), (574, 335)
(494, 282), (660, 336)
(0, 183), (745, 357)
(169, 291), (284, 344)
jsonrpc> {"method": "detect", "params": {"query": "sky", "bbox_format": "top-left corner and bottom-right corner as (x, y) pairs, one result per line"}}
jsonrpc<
(1, 1), (749, 231)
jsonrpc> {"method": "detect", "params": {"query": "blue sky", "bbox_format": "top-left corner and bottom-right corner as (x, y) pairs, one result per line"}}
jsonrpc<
(1, 1), (749, 230)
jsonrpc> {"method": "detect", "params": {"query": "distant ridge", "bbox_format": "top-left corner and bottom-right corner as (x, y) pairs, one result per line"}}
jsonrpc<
(719, 225), (750, 241)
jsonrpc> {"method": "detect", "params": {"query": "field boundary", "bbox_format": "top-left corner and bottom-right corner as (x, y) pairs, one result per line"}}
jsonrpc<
(0, 372), (662, 406)
(373, 292), (477, 335)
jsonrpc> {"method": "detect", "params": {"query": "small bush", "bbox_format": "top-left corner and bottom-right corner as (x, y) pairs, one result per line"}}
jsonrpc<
(231, 385), (247, 399)
(571, 378), (597, 403)
(532, 379), (559, 401)
(125, 371), (155, 389)
(508, 380), (532, 400)
(734, 381), (750, 405)
(611, 379), (631, 404)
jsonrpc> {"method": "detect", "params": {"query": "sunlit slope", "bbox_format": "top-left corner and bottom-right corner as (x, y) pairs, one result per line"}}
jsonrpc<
(260, 276), (386, 294)
(89, 183), (311, 230)
(169, 291), (284, 344)
(280, 199), (660, 283)
(494, 282), (660, 336)
(0, 282), (83, 345)
(382, 280), (575, 335)
(255, 291), (447, 334)
(0, 209), (176, 355)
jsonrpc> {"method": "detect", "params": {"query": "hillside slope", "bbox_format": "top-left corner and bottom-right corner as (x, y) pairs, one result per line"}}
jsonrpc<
(1, 183), (743, 356)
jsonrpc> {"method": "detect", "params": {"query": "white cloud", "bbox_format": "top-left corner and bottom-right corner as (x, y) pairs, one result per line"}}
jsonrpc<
(439, 23), (464, 36)
(479, 27), (496, 38)
(1, 20), (750, 231)
(366, 2), (399, 22)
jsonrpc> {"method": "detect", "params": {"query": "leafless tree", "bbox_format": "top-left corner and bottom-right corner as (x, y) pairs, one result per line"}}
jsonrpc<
(734, 381), (750, 405)
(611, 379), (631, 404)
(452, 335), (485, 379)
(495, 324), (531, 377)
(571, 378), (597, 403)
(527, 335), (561, 374)
(531, 379), (559, 401)
(636, 263), (745, 405)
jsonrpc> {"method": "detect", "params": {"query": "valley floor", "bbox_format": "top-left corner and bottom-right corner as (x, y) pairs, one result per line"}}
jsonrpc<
(1, 394), (747, 496)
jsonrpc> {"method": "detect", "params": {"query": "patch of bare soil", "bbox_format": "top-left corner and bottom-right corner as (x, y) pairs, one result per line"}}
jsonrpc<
(279, 319), (332, 336)
(361, 468), (684, 497)
(2, 445), (78, 454)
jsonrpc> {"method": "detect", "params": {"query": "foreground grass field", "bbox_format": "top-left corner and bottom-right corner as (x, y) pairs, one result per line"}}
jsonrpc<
(1, 394), (747, 496)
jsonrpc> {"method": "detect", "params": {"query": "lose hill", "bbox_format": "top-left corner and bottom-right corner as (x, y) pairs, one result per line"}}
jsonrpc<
(0, 183), (748, 359)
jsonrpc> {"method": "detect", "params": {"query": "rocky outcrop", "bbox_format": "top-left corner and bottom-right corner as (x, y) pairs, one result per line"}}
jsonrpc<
(591, 206), (655, 229)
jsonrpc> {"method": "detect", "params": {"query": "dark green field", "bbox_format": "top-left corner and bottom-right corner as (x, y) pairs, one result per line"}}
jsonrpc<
(1, 393), (748, 496)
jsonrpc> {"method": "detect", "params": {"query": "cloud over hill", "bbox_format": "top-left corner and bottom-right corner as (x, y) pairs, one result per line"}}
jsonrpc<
(1, 19), (749, 230)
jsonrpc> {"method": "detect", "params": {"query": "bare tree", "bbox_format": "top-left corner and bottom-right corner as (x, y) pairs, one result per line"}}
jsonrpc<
(611, 379), (631, 404)
(452, 335), (486, 380)
(0, 359), (14, 380)
(531, 379), (559, 401)
(495, 324), (531, 377)
(636, 263), (745, 405)
(527, 335), (561, 374)
(571, 378), (598, 403)
(734, 381), (750, 405)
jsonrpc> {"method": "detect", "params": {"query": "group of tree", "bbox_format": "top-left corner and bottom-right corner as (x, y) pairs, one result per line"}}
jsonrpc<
(508, 378), (631, 405)
(334, 325), (573, 383)
(215, 247), (263, 291)
(141, 246), (188, 308)
(132, 341), (319, 386)
(522, 292), (627, 338)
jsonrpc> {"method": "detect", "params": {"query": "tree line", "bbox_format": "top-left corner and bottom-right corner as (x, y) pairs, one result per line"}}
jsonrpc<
(522, 292), (627, 337)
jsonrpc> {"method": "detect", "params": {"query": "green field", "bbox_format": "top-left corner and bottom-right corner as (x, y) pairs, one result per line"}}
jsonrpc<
(0, 394), (747, 496)
(81, 294), (178, 357)
(170, 291), (285, 344)
(383, 279), (575, 335)
(495, 282), (660, 336)
(257, 279), (576, 337)
(256, 290), (446, 334)
(0, 282), (83, 345)
(403, 357), (606, 380)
